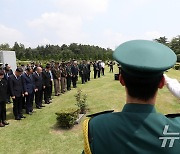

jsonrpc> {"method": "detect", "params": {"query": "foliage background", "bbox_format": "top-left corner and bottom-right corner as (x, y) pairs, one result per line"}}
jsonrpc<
(0, 42), (113, 61)
(1, 35), (180, 61)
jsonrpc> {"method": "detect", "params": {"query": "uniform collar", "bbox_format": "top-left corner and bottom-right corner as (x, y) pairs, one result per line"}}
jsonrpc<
(122, 103), (156, 113)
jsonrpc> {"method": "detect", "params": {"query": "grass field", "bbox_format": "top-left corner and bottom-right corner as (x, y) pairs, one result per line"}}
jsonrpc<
(0, 66), (180, 154)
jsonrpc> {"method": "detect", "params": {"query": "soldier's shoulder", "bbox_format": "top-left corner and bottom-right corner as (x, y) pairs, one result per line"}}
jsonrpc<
(165, 113), (180, 118)
(87, 110), (114, 118)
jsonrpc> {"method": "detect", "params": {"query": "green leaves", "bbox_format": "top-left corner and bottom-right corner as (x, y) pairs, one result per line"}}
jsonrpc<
(55, 108), (79, 128)
(75, 89), (88, 114)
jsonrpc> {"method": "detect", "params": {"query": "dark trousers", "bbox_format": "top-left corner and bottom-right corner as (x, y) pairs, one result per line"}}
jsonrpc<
(25, 93), (34, 113)
(0, 101), (6, 122)
(84, 73), (88, 82)
(49, 81), (52, 100)
(22, 96), (26, 109)
(35, 89), (43, 107)
(44, 86), (51, 103)
(6, 93), (11, 103)
(110, 67), (113, 72)
(72, 76), (77, 88)
(81, 74), (85, 84)
(13, 96), (22, 118)
(98, 70), (101, 78)
(94, 70), (97, 79)
(102, 68), (104, 75)
(88, 72), (90, 81)
(66, 76), (72, 90)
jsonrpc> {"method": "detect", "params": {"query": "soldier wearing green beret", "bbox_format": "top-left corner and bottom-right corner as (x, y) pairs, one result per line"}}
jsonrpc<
(82, 40), (180, 154)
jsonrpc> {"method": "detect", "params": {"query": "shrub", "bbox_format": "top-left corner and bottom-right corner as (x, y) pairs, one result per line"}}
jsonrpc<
(55, 108), (79, 128)
(75, 89), (88, 114)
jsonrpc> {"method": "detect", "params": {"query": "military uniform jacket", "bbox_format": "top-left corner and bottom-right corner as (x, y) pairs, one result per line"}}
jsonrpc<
(78, 64), (83, 76)
(66, 66), (72, 77)
(0, 79), (8, 102)
(82, 64), (88, 74)
(86, 104), (180, 154)
(60, 67), (67, 78)
(51, 68), (61, 79)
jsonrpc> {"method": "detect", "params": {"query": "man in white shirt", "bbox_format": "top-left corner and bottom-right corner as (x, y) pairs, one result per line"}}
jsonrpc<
(101, 61), (105, 76)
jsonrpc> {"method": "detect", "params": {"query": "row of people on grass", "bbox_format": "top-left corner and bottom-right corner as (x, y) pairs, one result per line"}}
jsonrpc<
(0, 60), (106, 127)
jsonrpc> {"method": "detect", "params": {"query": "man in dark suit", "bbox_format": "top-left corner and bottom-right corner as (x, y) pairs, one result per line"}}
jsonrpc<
(71, 61), (79, 88)
(0, 70), (9, 127)
(87, 62), (91, 81)
(22, 67), (35, 115)
(42, 65), (52, 104)
(97, 61), (102, 78)
(93, 61), (98, 79)
(4, 66), (12, 104)
(9, 67), (25, 120)
(66, 62), (72, 91)
(32, 67), (45, 109)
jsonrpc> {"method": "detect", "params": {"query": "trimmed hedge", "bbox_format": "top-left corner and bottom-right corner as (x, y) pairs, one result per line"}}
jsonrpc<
(55, 108), (79, 128)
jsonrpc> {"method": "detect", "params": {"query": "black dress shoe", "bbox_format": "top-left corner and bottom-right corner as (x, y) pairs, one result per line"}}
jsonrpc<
(26, 112), (32, 115)
(36, 106), (42, 109)
(20, 115), (26, 118)
(40, 105), (45, 107)
(2, 121), (9, 125)
(15, 117), (21, 120)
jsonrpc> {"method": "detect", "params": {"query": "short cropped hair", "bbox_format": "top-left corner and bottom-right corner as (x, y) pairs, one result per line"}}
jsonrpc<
(121, 70), (163, 101)
(26, 67), (32, 72)
(46, 65), (50, 69)
(16, 67), (23, 72)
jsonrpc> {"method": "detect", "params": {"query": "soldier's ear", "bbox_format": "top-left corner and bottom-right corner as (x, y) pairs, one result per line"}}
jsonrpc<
(158, 75), (165, 89)
(119, 74), (125, 86)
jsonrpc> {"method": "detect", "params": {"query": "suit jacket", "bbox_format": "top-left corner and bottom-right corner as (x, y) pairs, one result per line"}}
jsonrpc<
(3, 72), (10, 94)
(42, 71), (51, 87)
(87, 104), (180, 154)
(22, 73), (35, 94)
(0, 79), (8, 102)
(71, 65), (79, 76)
(32, 72), (43, 91)
(9, 74), (24, 97)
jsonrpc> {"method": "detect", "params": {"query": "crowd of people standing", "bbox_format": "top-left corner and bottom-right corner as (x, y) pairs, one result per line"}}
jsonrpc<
(0, 60), (112, 127)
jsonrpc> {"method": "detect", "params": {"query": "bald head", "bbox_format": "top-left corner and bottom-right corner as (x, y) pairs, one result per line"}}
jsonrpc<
(36, 67), (42, 74)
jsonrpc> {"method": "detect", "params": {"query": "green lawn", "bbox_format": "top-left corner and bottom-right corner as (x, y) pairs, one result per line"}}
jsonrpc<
(0, 66), (180, 154)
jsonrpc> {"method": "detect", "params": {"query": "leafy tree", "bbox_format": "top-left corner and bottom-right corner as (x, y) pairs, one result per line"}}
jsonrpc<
(0, 43), (11, 50)
(154, 36), (169, 46)
(169, 36), (180, 55)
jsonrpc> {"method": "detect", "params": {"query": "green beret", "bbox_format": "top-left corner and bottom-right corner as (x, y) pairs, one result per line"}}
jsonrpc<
(113, 40), (177, 77)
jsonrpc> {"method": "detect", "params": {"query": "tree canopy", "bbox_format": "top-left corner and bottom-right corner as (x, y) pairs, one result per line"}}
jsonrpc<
(1, 35), (180, 62)
(0, 42), (113, 61)
(154, 35), (180, 62)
